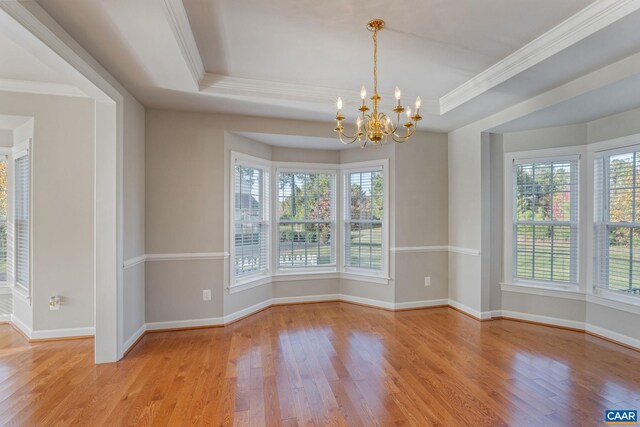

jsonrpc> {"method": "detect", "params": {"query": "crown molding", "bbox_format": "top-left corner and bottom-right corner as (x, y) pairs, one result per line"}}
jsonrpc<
(161, 0), (205, 88)
(200, 73), (440, 115)
(440, 0), (640, 114)
(0, 78), (87, 98)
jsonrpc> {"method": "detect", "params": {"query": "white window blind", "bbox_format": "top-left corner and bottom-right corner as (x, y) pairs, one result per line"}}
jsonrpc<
(15, 153), (29, 290)
(512, 159), (578, 284)
(233, 163), (269, 282)
(344, 168), (384, 271)
(277, 171), (335, 270)
(594, 150), (640, 296)
(0, 158), (6, 282)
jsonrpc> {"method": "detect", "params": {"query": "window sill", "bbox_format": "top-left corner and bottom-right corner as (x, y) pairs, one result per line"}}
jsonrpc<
(500, 282), (584, 301)
(228, 275), (271, 294)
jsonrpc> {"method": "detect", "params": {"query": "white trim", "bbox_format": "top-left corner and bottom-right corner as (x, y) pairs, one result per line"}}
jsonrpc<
(391, 245), (448, 254)
(161, 0), (205, 88)
(30, 326), (94, 340)
(123, 323), (146, 353)
(272, 272), (340, 282)
(123, 254), (145, 269)
(146, 316), (224, 331)
(501, 282), (585, 301)
(199, 73), (440, 115)
(339, 294), (395, 310)
(340, 272), (391, 285)
(0, 314), (10, 323)
(494, 310), (585, 330)
(0, 286), (11, 295)
(394, 299), (449, 309)
(0, 78), (87, 98)
(587, 293), (640, 315)
(11, 284), (30, 303)
(448, 299), (492, 320)
(227, 275), (271, 294)
(145, 252), (229, 262)
(390, 245), (480, 256)
(223, 298), (274, 324)
(448, 246), (481, 256)
(586, 323), (640, 349)
(439, 0), (640, 114)
(10, 314), (31, 337)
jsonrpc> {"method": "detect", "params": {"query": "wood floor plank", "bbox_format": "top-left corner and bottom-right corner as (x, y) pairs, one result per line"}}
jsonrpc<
(0, 303), (637, 426)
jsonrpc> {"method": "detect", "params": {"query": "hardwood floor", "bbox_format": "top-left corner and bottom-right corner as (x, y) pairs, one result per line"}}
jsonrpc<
(0, 302), (639, 426)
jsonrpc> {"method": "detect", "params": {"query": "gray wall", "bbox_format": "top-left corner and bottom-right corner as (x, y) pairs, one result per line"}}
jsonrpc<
(145, 109), (450, 322)
(0, 91), (95, 331)
(122, 93), (146, 341)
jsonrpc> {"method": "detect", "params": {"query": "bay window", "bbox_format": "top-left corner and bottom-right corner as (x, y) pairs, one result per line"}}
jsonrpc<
(277, 170), (335, 271)
(14, 148), (29, 290)
(343, 166), (386, 275)
(232, 158), (269, 284)
(508, 155), (579, 286)
(594, 148), (640, 296)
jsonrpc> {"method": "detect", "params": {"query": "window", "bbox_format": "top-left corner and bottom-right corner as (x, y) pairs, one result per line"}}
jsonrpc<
(232, 160), (269, 283)
(595, 149), (640, 296)
(344, 167), (385, 273)
(277, 170), (335, 271)
(14, 150), (29, 290)
(512, 158), (578, 284)
(0, 157), (6, 282)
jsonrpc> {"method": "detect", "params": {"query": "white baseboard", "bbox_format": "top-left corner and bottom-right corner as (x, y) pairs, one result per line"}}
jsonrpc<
(223, 299), (273, 324)
(123, 323), (147, 353)
(447, 299), (492, 320)
(0, 313), (11, 323)
(394, 298), (449, 310)
(586, 323), (640, 349)
(145, 316), (225, 331)
(10, 314), (32, 338)
(271, 294), (340, 305)
(30, 326), (95, 340)
(339, 294), (395, 310)
(495, 310), (585, 330)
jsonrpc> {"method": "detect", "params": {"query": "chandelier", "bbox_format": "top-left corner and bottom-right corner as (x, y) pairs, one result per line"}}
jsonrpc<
(334, 19), (422, 147)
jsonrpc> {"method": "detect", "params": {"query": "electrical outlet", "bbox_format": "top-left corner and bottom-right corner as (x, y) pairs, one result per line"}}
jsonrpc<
(202, 289), (212, 301)
(49, 296), (61, 310)
(424, 277), (431, 287)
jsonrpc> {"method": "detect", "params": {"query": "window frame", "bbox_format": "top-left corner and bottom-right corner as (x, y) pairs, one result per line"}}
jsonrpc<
(229, 152), (271, 289)
(0, 148), (10, 287)
(503, 148), (581, 291)
(12, 139), (30, 295)
(341, 159), (390, 280)
(593, 143), (640, 300)
(275, 166), (338, 275)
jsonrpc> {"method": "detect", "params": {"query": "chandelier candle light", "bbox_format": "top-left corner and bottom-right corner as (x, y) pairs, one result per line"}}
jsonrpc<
(335, 19), (422, 147)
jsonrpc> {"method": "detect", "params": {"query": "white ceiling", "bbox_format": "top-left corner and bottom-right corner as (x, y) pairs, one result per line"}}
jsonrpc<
(236, 132), (350, 150)
(23, 0), (640, 144)
(0, 31), (69, 84)
(0, 114), (31, 131)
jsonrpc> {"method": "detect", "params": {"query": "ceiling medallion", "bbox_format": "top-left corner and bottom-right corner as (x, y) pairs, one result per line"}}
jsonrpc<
(335, 19), (422, 148)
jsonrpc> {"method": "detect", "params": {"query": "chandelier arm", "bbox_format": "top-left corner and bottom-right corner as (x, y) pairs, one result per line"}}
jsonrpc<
(337, 129), (360, 145)
(391, 122), (417, 143)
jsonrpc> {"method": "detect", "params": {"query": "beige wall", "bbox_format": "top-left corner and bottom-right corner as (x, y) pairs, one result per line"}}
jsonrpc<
(0, 91), (95, 331)
(145, 109), (449, 323)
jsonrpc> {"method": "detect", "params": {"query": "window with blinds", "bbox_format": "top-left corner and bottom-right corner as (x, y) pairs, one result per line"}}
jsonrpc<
(344, 168), (384, 272)
(512, 159), (578, 284)
(233, 163), (269, 282)
(0, 158), (6, 282)
(277, 171), (335, 270)
(15, 153), (29, 290)
(594, 149), (640, 296)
